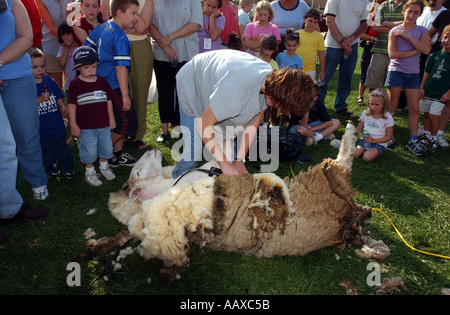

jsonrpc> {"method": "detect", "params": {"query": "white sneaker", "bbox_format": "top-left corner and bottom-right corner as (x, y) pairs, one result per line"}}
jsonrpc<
(100, 166), (116, 181)
(85, 172), (103, 187)
(32, 185), (49, 200)
(324, 133), (336, 141)
(305, 136), (316, 146)
(330, 139), (341, 149)
(436, 133), (449, 147)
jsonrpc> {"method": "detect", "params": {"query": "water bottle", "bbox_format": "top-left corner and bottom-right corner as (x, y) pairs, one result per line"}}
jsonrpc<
(362, 130), (371, 150)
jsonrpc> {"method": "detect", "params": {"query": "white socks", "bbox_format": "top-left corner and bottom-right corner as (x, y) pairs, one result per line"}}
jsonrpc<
(314, 132), (323, 142)
(99, 160), (109, 170)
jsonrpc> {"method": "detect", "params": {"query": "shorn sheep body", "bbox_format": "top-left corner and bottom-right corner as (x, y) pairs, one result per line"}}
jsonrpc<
(108, 122), (372, 270)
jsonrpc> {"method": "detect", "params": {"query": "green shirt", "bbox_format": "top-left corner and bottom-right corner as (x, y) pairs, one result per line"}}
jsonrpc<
(371, 0), (407, 54)
(424, 49), (450, 100)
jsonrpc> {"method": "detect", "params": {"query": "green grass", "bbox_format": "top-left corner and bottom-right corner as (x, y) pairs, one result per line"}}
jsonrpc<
(1, 47), (449, 295)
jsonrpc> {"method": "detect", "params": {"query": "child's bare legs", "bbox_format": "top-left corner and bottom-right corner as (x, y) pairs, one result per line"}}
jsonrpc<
(405, 88), (420, 137)
(388, 86), (402, 116)
(438, 103), (450, 132)
(295, 125), (315, 137)
(389, 87), (421, 138)
(422, 111), (431, 133)
(355, 145), (379, 162)
(358, 82), (366, 105)
(111, 132), (125, 153)
(319, 119), (341, 138)
(428, 113), (440, 135)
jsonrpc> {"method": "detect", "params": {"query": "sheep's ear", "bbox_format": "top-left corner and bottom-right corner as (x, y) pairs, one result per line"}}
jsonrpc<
(129, 187), (142, 201)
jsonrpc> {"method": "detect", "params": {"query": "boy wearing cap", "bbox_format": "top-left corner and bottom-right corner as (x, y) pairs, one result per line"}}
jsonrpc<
(84, 0), (140, 168)
(29, 47), (76, 181)
(68, 46), (117, 187)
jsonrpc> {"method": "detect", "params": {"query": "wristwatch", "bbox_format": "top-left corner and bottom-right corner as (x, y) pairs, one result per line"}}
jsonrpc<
(0, 60), (3, 68)
(235, 158), (246, 163)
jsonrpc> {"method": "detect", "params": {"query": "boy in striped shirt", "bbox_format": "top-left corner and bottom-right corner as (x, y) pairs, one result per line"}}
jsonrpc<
(68, 46), (117, 187)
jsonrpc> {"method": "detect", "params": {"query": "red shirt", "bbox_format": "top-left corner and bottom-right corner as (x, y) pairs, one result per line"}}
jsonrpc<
(68, 75), (114, 129)
(20, 0), (43, 47)
(74, 15), (96, 46)
(219, 2), (239, 43)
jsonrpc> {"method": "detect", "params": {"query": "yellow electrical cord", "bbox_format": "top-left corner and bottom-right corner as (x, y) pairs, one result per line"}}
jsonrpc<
(372, 207), (450, 260)
(289, 163), (450, 260)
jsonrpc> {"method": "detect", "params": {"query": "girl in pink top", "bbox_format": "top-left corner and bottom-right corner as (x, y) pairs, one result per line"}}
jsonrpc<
(243, 0), (281, 56)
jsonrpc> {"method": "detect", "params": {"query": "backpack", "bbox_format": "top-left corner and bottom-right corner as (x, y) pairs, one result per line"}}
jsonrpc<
(251, 126), (303, 162)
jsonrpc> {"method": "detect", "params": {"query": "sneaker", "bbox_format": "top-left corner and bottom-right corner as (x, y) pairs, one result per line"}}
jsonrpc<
(157, 133), (170, 143)
(85, 172), (103, 187)
(387, 136), (396, 149)
(436, 133), (449, 147)
(406, 139), (426, 156)
(109, 152), (137, 167)
(99, 166), (116, 181)
(420, 137), (437, 152)
(305, 136), (316, 146)
(324, 133), (336, 141)
(417, 126), (424, 137)
(330, 139), (341, 149)
(63, 170), (76, 179)
(32, 185), (49, 200)
(47, 170), (61, 179)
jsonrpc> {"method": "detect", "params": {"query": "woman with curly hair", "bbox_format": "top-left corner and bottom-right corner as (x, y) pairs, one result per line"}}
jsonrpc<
(172, 49), (314, 178)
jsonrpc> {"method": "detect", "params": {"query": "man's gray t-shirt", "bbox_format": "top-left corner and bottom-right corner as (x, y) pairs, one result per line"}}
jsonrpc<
(176, 49), (272, 138)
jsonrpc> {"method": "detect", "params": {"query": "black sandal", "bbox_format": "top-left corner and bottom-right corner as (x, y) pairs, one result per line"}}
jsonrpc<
(337, 108), (355, 117)
(357, 97), (364, 106)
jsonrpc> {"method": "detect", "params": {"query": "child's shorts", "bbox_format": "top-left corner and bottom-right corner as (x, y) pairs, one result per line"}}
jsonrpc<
(111, 88), (138, 136)
(79, 127), (114, 164)
(357, 139), (387, 155)
(288, 119), (335, 134)
(385, 71), (421, 89)
(419, 98), (446, 116)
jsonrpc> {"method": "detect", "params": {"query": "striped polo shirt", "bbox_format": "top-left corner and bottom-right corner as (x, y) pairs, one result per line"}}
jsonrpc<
(371, 0), (407, 54)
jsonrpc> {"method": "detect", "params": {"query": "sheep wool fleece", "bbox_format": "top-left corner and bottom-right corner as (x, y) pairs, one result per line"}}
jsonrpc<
(109, 122), (373, 269)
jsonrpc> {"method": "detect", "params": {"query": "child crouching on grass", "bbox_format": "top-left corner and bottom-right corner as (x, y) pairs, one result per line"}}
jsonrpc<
(67, 46), (117, 187)
(288, 84), (341, 146)
(355, 89), (394, 162)
(29, 48), (76, 180)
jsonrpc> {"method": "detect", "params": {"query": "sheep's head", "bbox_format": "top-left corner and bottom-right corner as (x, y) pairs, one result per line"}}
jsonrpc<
(127, 149), (165, 201)
(129, 149), (164, 183)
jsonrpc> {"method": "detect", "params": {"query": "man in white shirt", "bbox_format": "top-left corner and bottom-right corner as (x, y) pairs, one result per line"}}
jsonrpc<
(417, 0), (447, 77)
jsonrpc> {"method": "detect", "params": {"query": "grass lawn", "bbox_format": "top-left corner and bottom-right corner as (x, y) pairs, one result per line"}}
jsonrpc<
(1, 47), (449, 296)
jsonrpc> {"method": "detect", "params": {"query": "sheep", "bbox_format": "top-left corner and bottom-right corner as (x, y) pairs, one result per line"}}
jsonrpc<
(108, 122), (372, 271)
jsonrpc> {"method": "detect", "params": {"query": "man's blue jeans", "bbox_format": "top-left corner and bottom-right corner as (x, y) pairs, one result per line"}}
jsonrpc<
(0, 75), (48, 190)
(171, 106), (203, 179)
(318, 44), (359, 113)
(0, 95), (23, 218)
